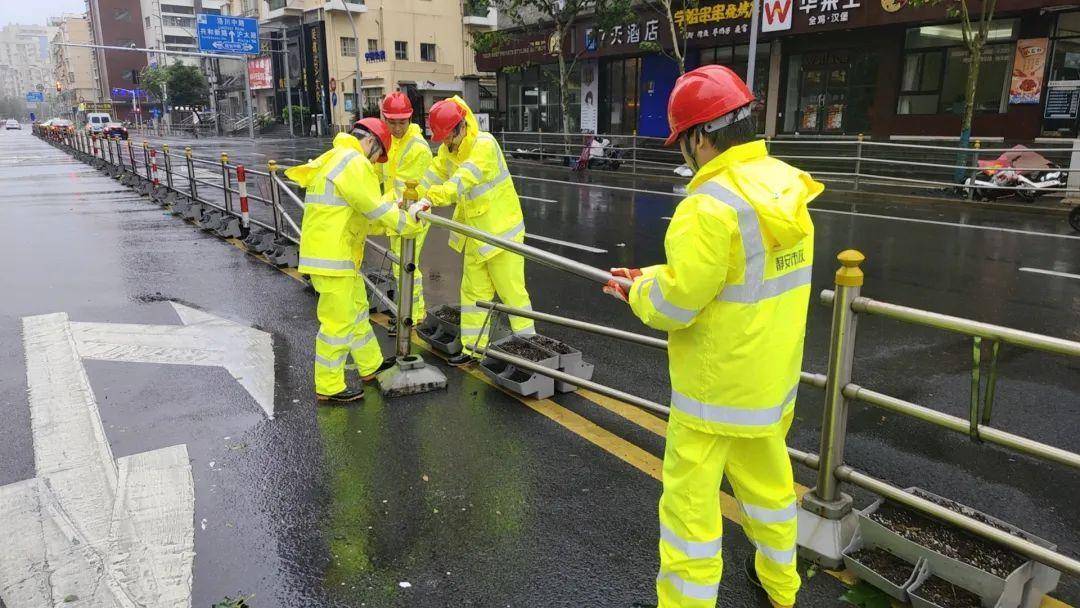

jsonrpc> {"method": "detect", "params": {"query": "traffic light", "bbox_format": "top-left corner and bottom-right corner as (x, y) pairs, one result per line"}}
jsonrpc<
(55, 81), (62, 94)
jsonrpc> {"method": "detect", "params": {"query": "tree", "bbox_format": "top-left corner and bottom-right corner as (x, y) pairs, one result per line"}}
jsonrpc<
(641, 0), (705, 74)
(141, 64), (210, 108)
(908, 0), (1000, 178)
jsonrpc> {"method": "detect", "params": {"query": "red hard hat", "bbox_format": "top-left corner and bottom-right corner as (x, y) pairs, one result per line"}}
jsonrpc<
(353, 117), (391, 163)
(664, 64), (754, 146)
(428, 99), (467, 143)
(381, 91), (413, 120)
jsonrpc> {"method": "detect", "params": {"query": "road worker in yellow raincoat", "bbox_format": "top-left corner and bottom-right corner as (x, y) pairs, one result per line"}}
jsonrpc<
(286, 118), (422, 402)
(408, 96), (534, 366)
(604, 65), (822, 608)
(380, 92), (433, 332)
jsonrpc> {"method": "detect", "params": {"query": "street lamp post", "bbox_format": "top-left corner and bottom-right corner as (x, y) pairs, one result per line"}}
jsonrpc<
(339, 0), (363, 122)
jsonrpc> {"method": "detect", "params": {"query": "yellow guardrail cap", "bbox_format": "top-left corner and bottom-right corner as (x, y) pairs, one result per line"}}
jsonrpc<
(835, 249), (865, 287)
(221, 152), (228, 162)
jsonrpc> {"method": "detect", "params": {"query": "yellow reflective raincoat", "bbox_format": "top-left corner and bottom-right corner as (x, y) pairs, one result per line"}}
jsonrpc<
(630, 139), (820, 438)
(383, 122), (433, 320)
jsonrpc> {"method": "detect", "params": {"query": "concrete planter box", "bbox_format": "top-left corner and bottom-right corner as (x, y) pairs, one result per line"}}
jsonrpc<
(244, 230), (277, 254)
(525, 334), (594, 393)
(842, 529), (922, 603)
(197, 209), (228, 232)
(266, 239), (298, 267)
(180, 201), (204, 222)
(479, 336), (559, 400)
(857, 488), (1054, 608)
(365, 271), (396, 315)
(416, 305), (462, 356)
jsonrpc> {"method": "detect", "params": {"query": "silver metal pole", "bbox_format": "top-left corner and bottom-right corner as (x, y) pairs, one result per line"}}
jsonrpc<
(395, 237), (417, 355)
(747, 0), (760, 92)
(417, 211), (633, 289)
(837, 294), (1080, 358)
(813, 250), (864, 507)
(341, 0), (363, 123)
(282, 27), (294, 137)
(244, 63), (255, 140)
(476, 300), (668, 350)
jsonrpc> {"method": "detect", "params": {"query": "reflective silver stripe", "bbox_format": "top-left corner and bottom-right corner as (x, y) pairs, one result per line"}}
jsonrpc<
(305, 150), (360, 206)
(317, 331), (353, 346)
(460, 161), (483, 180)
(660, 524), (722, 559)
(355, 310), (370, 324)
(364, 200), (394, 220)
(393, 178), (406, 192)
(477, 222), (525, 256)
(756, 541), (797, 565)
(400, 137), (423, 161)
(327, 150), (359, 181)
(300, 257), (355, 271)
(467, 169), (510, 200)
(643, 277), (698, 324)
(423, 168), (440, 184)
(350, 331), (376, 349)
(742, 500), (797, 524)
(694, 181), (811, 304)
(315, 352), (349, 368)
(671, 384), (798, 426)
(395, 211), (407, 235)
(656, 572), (720, 601)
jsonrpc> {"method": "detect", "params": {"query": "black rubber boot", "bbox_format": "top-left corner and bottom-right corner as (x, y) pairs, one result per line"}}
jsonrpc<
(316, 387), (365, 403)
(447, 353), (474, 367)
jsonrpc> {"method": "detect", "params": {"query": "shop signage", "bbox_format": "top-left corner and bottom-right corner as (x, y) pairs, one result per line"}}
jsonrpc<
(762, 0), (793, 31)
(580, 59), (599, 132)
(196, 14), (259, 55)
(675, 1), (754, 40)
(80, 102), (114, 112)
(1009, 38), (1048, 105)
(797, 0), (862, 27)
(1045, 86), (1080, 119)
(248, 57), (273, 90)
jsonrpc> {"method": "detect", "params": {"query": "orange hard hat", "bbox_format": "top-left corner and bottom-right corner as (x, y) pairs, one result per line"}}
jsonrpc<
(353, 117), (391, 163)
(664, 64), (754, 146)
(428, 99), (467, 143)
(381, 91), (413, 120)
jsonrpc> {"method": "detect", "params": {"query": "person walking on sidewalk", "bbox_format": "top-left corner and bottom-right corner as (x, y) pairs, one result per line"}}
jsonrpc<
(380, 91), (433, 336)
(603, 65), (822, 608)
(286, 118), (423, 402)
(407, 96), (535, 366)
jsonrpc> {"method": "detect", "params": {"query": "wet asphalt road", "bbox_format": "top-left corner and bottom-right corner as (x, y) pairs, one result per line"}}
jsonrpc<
(2, 129), (1078, 606)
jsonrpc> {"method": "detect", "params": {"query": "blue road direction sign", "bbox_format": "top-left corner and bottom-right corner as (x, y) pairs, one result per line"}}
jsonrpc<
(196, 14), (259, 55)
(26, 91), (44, 103)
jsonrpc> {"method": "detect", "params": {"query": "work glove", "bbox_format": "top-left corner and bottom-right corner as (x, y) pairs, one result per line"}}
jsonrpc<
(602, 267), (641, 302)
(407, 198), (431, 221)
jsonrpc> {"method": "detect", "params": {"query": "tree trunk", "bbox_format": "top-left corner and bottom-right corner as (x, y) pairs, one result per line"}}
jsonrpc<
(955, 43), (983, 183)
(556, 23), (571, 158)
(665, 0), (686, 74)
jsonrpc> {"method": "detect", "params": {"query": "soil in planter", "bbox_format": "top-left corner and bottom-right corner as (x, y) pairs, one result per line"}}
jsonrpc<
(507, 369), (533, 383)
(848, 547), (914, 586)
(433, 307), (461, 325)
(869, 502), (1025, 578)
(917, 575), (983, 608)
(527, 334), (574, 355)
(910, 489), (1027, 539)
(495, 337), (554, 362)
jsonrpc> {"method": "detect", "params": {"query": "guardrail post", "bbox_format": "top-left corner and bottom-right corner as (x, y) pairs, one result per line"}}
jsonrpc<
(185, 147), (198, 200)
(967, 139), (980, 201)
(853, 133), (863, 191)
(632, 130), (638, 175)
(797, 249), (864, 568)
(236, 164), (250, 237)
(163, 144), (174, 189)
(538, 128), (544, 162)
(150, 147), (160, 191)
(142, 141), (151, 181)
(221, 152), (233, 213)
(127, 139), (137, 178)
(268, 160), (283, 239)
(395, 235), (417, 355)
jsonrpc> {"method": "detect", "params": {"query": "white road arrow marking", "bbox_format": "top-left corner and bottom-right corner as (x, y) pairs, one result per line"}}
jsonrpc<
(0, 306), (273, 607)
(70, 302), (275, 418)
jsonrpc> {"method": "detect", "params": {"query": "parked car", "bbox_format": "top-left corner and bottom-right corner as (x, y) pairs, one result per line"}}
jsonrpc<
(5, 119), (20, 130)
(50, 119), (75, 135)
(84, 112), (113, 134)
(102, 122), (129, 140)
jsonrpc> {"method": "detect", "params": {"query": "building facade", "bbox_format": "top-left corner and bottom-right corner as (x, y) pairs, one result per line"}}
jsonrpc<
(479, 0), (1080, 142)
(0, 23), (56, 117)
(51, 14), (102, 119)
(87, 0), (150, 121)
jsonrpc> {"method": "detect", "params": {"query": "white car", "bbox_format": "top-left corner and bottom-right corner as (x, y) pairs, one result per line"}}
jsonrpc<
(5, 119), (20, 130)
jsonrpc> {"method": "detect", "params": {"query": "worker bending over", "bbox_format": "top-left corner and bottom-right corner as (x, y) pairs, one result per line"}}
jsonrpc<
(409, 95), (534, 366)
(604, 65), (821, 608)
(380, 91), (433, 334)
(287, 118), (423, 402)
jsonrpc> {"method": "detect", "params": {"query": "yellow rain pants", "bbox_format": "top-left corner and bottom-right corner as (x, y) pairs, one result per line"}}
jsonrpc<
(657, 412), (799, 608)
(311, 274), (383, 395)
(459, 250), (535, 355)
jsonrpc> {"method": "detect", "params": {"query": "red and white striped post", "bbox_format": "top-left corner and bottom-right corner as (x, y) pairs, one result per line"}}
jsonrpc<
(150, 148), (160, 187)
(236, 164), (250, 235)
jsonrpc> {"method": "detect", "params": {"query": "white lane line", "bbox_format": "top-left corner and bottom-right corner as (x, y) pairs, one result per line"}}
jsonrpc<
(512, 173), (1078, 240)
(283, 158), (303, 164)
(810, 208), (1080, 241)
(526, 232), (608, 253)
(1019, 267), (1080, 279)
(521, 195), (557, 203)
(252, 152), (267, 158)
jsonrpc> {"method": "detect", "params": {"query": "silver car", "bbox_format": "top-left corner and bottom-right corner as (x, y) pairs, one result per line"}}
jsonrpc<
(5, 119), (20, 130)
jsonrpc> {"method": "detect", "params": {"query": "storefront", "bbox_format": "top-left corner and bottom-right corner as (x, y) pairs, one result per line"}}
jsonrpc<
(478, 0), (1073, 142)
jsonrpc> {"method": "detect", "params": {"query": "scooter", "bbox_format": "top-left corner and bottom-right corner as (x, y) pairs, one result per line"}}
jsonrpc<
(1069, 204), (1080, 232)
(964, 145), (1066, 202)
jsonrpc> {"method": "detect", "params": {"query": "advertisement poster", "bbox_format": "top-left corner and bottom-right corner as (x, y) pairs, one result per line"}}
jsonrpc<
(580, 59), (599, 133)
(248, 57), (273, 90)
(1009, 38), (1048, 105)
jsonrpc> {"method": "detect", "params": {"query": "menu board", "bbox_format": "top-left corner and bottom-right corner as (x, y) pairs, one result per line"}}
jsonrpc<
(1044, 87), (1080, 119)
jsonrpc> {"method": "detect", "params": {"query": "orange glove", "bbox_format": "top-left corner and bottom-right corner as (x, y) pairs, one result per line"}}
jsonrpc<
(602, 268), (641, 302)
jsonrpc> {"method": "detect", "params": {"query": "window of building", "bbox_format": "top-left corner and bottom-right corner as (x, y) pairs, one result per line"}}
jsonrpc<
(368, 39), (379, 53)
(421, 43), (436, 62)
(115, 38), (135, 48)
(1043, 12), (1080, 136)
(897, 20), (1018, 115)
(783, 49), (878, 134)
(160, 4), (194, 14)
(267, 0), (287, 9)
(601, 57), (640, 135)
(395, 41), (407, 60)
(163, 16), (195, 28)
(341, 37), (358, 57)
(122, 69), (139, 83)
(164, 35), (195, 46)
(203, 8), (222, 15)
(145, 16), (152, 28)
(112, 8), (131, 21)
(362, 87), (385, 111)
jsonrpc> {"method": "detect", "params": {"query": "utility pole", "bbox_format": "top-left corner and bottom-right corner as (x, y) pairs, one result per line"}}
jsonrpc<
(747, 0), (760, 92)
(341, 0), (362, 123)
(281, 27), (293, 137)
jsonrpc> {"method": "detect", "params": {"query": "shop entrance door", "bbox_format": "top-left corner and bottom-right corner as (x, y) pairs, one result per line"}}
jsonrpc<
(798, 67), (849, 133)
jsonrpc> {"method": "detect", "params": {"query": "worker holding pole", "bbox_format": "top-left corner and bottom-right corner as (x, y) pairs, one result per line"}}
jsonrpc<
(379, 91), (433, 336)
(286, 118), (424, 403)
(603, 65), (822, 608)
(408, 96), (534, 366)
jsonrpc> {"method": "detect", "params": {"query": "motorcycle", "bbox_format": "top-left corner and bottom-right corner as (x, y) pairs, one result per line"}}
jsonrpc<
(1070, 204), (1080, 232)
(964, 145), (1066, 202)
